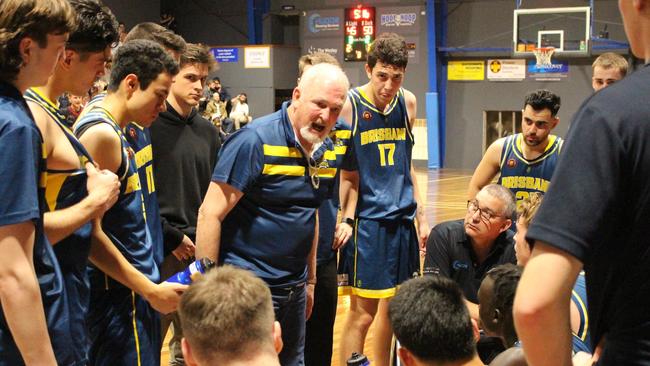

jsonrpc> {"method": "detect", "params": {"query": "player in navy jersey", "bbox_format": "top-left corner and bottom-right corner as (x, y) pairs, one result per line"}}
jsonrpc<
(0, 1), (75, 364)
(196, 63), (349, 366)
(468, 89), (562, 206)
(79, 22), (187, 267)
(26, 3), (184, 364)
(337, 33), (430, 366)
(74, 40), (180, 366)
(513, 193), (592, 357)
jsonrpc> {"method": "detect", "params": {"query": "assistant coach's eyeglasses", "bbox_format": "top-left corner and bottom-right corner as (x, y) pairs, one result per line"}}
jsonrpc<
(308, 158), (320, 189)
(467, 199), (502, 221)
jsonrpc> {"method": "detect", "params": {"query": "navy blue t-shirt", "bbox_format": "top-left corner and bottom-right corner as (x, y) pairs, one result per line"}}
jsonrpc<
(0, 82), (74, 365)
(212, 102), (339, 287)
(527, 63), (650, 365)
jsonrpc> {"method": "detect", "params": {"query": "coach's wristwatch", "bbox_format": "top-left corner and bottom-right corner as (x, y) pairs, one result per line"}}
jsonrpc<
(342, 217), (355, 226)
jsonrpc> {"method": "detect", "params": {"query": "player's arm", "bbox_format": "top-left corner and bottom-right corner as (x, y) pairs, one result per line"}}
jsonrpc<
(333, 96), (357, 249)
(195, 181), (243, 261)
(88, 220), (186, 314)
(43, 162), (120, 244)
(306, 213), (318, 319)
(29, 103), (120, 244)
(0, 222), (57, 365)
(467, 138), (505, 200)
(404, 90), (430, 249)
(77, 123), (123, 174)
(334, 167), (358, 250)
(513, 241), (582, 366)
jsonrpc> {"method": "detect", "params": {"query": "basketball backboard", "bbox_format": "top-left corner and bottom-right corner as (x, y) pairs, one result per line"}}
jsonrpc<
(513, 7), (590, 56)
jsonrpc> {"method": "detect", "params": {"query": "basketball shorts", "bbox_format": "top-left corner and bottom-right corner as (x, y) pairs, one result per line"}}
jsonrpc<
(86, 286), (161, 366)
(338, 218), (420, 298)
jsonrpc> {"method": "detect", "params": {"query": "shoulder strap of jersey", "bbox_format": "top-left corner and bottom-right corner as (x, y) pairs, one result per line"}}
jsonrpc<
(498, 134), (516, 169)
(24, 88), (67, 126)
(74, 106), (129, 180)
(348, 88), (360, 136)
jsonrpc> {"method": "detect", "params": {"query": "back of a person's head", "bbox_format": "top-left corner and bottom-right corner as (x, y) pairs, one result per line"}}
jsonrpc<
(124, 22), (186, 55)
(298, 52), (340, 77)
(389, 276), (476, 364)
(592, 52), (628, 76)
(178, 265), (277, 365)
(367, 32), (408, 70)
(66, 0), (119, 56)
(516, 193), (543, 229)
(180, 43), (217, 73)
(523, 89), (561, 117)
(0, 0), (75, 81)
(107, 39), (179, 92)
(482, 264), (522, 344)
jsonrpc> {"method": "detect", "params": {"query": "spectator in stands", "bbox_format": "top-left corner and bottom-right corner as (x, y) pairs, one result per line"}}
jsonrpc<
(389, 276), (483, 366)
(178, 265), (282, 366)
(229, 92), (252, 129)
(64, 94), (84, 127)
(592, 52), (628, 91)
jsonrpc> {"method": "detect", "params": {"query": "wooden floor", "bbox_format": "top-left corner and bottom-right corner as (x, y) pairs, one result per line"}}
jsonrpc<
(161, 168), (473, 366)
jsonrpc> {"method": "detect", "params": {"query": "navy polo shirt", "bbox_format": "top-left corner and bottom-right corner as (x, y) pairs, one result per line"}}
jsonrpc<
(423, 219), (516, 303)
(212, 101), (339, 287)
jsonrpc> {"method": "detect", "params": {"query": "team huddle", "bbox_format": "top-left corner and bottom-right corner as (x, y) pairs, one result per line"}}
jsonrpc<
(2, 0), (650, 366)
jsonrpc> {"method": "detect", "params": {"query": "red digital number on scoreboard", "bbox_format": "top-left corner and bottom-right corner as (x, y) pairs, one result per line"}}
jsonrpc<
(344, 6), (375, 62)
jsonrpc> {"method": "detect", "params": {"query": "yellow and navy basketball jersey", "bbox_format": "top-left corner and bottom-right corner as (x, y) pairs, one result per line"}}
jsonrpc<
(317, 120), (351, 264)
(213, 101), (339, 287)
(74, 106), (159, 285)
(124, 122), (164, 266)
(571, 272), (592, 353)
(498, 133), (563, 203)
(81, 93), (164, 266)
(343, 87), (416, 220)
(25, 87), (95, 363)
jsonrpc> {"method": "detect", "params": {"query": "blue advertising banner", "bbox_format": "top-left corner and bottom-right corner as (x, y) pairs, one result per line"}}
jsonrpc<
(527, 60), (569, 81)
(211, 48), (239, 63)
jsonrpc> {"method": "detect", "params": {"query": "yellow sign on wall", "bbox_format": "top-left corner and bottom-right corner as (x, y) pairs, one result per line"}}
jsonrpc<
(448, 61), (485, 81)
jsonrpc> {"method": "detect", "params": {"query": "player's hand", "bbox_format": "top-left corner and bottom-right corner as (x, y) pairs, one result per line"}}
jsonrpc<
(332, 222), (353, 250)
(417, 220), (430, 252)
(572, 352), (594, 366)
(146, 281), (187, 314)
(172, 235), (196, 261)
(305, 283), (315, 320)
(85, 162), (120, 217)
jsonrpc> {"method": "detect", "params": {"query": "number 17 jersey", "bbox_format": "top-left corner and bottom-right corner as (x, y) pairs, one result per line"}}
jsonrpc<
(342, 87), (416, 221)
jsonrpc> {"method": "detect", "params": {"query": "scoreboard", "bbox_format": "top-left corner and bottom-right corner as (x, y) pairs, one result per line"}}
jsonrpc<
(344, 6), (375, 62)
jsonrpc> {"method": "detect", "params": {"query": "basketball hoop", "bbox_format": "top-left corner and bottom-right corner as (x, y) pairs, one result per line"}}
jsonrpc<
(533, 47), (555, 67)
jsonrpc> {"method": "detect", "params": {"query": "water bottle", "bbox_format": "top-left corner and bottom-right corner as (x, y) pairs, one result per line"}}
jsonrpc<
(166, 258), (215, 284)
(347, 352), (370, 366)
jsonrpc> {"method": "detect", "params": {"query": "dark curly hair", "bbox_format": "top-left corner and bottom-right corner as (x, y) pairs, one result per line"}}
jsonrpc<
(108, 39), (179, 92)
(486, 264), (522, 340)
(524, 89), (561, 117)
(66, 0), (119, 59)
(0, 0), (75, 81)
(367, 32), (408, 70)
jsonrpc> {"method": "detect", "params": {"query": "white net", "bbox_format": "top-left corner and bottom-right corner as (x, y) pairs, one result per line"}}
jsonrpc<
(533, 47), (555, 67)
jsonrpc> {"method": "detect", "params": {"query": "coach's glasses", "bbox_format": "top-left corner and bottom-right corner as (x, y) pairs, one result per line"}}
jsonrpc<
(467, 199), (501, 221)
(308, 158), (320, 189)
